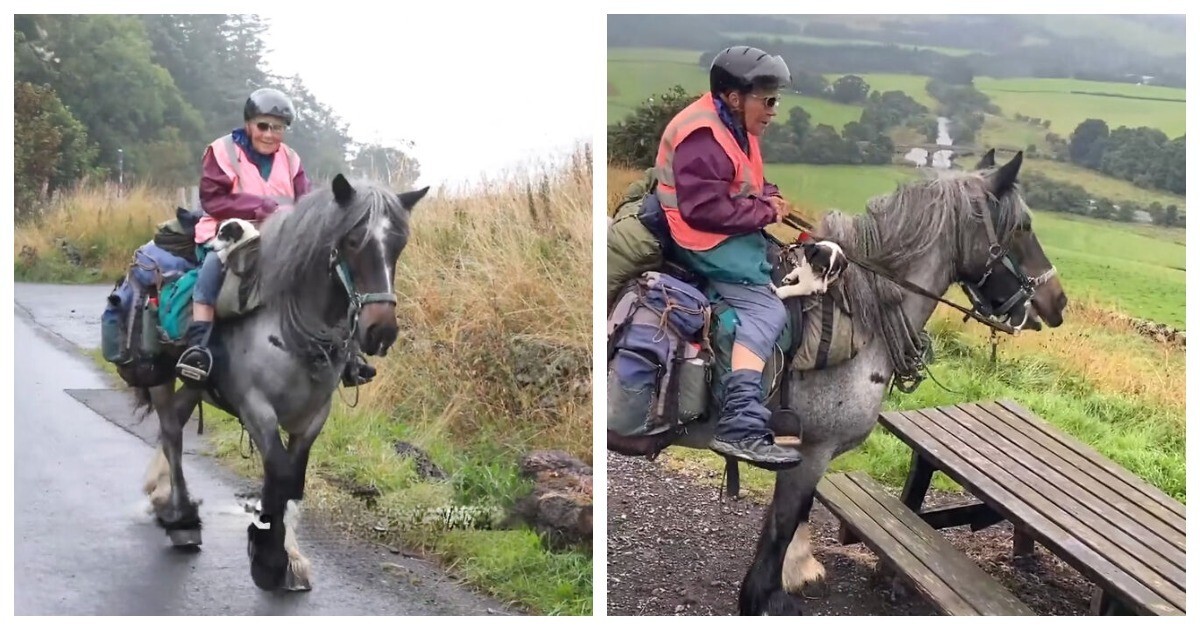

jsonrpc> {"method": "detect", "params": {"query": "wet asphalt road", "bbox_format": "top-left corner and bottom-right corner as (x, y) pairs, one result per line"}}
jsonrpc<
(13, 283), (509, 615)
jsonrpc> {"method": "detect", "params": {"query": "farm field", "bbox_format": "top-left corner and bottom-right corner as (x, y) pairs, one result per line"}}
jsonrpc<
(973, 77), (1185, 137)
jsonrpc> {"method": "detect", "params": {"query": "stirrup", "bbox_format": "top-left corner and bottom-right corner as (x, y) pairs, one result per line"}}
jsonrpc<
(176, 347), (213, 386)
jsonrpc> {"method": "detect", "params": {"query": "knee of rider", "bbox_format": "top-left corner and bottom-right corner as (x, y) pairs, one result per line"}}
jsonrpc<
(764, 295), (787, 335)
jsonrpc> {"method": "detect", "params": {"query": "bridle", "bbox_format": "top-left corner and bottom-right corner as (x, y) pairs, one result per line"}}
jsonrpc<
(328, 244), (397, 355)
(955, 198), (1057, 331)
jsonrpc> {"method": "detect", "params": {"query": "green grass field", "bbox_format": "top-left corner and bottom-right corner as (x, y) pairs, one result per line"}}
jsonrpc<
(764, 163), (1185, 328)
(973, 77), (1185, 137)
(608, 48), (863, 128)
(764, 163), (917, 214)
(977, 114), (1052, 152)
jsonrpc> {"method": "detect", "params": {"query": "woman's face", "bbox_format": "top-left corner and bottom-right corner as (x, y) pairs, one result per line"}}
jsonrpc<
(247, 116), (287, 154)
(726, 89), (781, 137)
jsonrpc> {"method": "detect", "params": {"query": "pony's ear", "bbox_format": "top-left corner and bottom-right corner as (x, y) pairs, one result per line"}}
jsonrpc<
(988, 150), (1023, 197)
(975, 148), (996, 170)
(332, 174), (355, 205)
(398, 186), (431, 211)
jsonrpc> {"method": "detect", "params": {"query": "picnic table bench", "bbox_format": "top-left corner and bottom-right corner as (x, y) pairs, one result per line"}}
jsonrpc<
(816, 399), (1185, 616)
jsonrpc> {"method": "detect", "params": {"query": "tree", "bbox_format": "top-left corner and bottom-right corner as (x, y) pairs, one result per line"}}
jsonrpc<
(608, 85), (697, 169)
(791, 68), (829, 96)
(831, 75), (869, 104)
(14, 15), (206, 185)
(15, 82), (98, 219)
(1161, 205), (1180, 228)
(276, 75), (353, 180)
(1068, 119), (1110, 169)
(351, 142), (421, 190)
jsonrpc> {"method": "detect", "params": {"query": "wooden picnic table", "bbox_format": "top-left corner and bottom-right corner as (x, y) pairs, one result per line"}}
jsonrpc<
(877, 399), (1185, 616)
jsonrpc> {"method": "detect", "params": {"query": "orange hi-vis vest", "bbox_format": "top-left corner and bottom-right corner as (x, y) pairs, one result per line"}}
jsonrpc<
(194, 134), (301, 243)
(655, 92), (766, 252)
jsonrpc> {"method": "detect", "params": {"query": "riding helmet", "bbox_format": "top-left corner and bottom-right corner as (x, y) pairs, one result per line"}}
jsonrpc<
(244, 88), (296, 126)
(709, 46), (791, 94)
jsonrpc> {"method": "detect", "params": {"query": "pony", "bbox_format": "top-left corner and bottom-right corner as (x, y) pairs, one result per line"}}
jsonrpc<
(626, 150), (1069, 614)
(118, 174), (430, 592)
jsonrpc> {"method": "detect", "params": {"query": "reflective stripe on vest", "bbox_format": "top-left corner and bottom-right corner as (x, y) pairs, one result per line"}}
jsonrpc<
(654, 93), (765, 252)
(195, 135), (301, 243)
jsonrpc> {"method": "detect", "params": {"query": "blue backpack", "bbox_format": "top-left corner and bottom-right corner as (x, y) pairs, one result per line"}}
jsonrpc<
(606, 272), (714, 438)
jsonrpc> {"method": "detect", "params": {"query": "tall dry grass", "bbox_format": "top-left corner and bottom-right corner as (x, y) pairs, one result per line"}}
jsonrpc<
(15, 183), (177, 283)
(353, 148), (594, 460)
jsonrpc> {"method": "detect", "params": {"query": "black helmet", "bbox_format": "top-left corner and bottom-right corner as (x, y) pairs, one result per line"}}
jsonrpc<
(244, 88), (296, 126)
(709, 46), (791, 95)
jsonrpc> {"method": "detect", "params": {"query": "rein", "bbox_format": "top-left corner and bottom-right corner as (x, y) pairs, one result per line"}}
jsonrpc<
(780, 213), (1023, 336)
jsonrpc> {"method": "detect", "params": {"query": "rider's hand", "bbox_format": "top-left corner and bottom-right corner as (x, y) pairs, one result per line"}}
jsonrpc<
(766, 196), (789, 224)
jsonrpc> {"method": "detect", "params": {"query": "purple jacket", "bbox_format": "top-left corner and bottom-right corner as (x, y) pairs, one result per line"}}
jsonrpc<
(672, 128), (781, 235)
(199, 145), (312, 223)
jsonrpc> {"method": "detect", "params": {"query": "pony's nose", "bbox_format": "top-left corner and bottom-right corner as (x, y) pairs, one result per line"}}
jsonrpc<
(365, 323), (398, 356)
(1055, 293), (1068, 312)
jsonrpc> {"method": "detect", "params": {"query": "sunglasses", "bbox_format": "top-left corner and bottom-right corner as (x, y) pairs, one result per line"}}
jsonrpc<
(255, 121), (287, 133)
(748, 94), (781, 109)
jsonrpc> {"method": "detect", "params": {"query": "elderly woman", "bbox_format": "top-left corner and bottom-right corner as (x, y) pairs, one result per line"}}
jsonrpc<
(176, 87), (374, 388)
(655, 46), (800, 469)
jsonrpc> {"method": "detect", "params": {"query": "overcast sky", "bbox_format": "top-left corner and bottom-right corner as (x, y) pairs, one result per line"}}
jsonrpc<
(258, 9), (597, 189)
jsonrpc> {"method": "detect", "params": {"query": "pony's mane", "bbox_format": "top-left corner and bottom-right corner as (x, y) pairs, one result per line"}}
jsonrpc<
(813, 169), (1029, 374)
(257, 179), (407, 360)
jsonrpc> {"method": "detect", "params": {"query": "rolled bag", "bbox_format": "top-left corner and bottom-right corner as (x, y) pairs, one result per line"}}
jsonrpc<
(607, 168), (666, 310)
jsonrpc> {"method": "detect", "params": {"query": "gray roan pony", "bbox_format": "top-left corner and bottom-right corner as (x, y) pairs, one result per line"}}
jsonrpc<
(117, 174), (429, 591)
(655, 151), (1068, 614)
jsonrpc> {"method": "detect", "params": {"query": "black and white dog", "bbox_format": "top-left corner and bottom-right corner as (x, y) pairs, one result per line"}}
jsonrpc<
(211, 218), (260, 263)
(773, 239), (849, 300)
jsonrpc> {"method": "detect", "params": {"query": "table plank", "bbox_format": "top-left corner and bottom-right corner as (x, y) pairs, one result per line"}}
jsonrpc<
(837, 472), (1034, 615)
(879, 409), (1182, 615)
(929, 405), (1184, 590)
(963, 403), (1185, 556)
(818, 475), (978, 615)
(994, 400), (1184, 521)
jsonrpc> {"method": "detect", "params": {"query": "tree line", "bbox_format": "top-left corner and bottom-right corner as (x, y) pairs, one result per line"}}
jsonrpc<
(1022, 171), (1183, 227)
(14, 14), (419, 222)
(1065, 119), (1184, 195)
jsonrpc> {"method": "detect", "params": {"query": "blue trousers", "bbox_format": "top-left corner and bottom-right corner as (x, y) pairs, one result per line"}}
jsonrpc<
(710, 281), (786, 363)
(192, 251), (224, 306)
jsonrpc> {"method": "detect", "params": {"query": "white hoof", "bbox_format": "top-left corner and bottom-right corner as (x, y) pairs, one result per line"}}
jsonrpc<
(781, 522), (826, 593)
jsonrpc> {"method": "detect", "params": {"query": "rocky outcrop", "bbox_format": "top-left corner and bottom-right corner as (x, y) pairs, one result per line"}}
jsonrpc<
(510, 450), (592, 551)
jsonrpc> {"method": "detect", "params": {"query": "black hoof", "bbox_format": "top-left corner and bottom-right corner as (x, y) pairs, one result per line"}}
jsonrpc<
(741, 588), (806, 615)
(167, 528), (203, 548)
(248, 522), (288, 591)
(762, 590), (806, 615)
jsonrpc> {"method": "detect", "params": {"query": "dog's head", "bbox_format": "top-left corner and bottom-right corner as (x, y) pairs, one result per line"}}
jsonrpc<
(802, 240), (848, 284)
(213, 219), (257, 251)
(216, 220), (245, 244)
(780, 240), (849, 295)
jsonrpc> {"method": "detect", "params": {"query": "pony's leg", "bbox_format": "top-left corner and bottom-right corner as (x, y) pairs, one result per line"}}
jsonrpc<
(239, 394), (296, 591)
(276, 399), (332, 592)
(142, 445), (171, 511)
(738, 447), (834, 615)
(149, 383), (203, 544)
